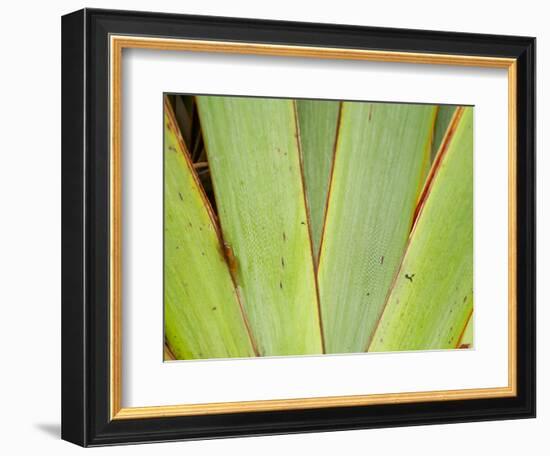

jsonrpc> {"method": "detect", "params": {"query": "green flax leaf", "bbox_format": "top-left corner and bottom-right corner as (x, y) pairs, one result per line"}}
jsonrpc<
(196, 96), (323, 356)
(164, 100), (256, 359)
(369, 107), (473, 352)
(296, 100), (341, 262)
(317, 102), (437, 354)
(431, 105), (457, 161)
(458, 313), (474, 348)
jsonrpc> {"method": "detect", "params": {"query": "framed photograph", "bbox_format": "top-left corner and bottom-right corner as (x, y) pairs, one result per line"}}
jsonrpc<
(61, 8), (535, 447)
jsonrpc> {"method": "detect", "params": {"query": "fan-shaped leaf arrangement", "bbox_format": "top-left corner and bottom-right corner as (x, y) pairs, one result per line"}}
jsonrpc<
(164, 95), (473, 360)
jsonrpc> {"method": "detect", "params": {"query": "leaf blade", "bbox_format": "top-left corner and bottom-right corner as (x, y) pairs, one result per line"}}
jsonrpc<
(369, 107), (473, 352)
(296, 100), (341, 261)
(458, 311), (474, 348)
(317, 102), (437, 353)
(431, 105), (457, 161)
(164, 101), (256, 359)
(197, 96), (323, 356)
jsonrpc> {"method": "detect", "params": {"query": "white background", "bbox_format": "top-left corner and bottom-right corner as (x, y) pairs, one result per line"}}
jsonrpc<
(123, 50), (508, 406)
(0, 0), (546, 454)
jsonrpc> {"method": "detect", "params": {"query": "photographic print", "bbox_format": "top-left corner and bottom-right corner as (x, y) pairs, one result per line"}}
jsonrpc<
(163, 95), (473, 360)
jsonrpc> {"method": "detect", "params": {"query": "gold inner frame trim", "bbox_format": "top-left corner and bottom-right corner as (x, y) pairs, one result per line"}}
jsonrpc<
(109, 35), (518, 420)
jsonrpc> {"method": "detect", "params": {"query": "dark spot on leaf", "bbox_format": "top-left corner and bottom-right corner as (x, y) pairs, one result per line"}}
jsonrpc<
(188, 222), (193, 228)
(405, 273), (415, 282)
(366, 292), (370, 296)
(283, 232), (286, 242)
(300, 221), (305, 225)
(212, 307), (217, 311)
(178, 192), (183, 201)
(201, 252), (205, 256)
(380, 255), (384, 265)
(281, 257), (285, 268)
(463, 295), (468, 303)
(279, 281), (283, 290)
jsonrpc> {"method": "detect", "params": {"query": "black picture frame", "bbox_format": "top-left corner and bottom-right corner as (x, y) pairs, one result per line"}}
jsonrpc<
(62, 8), (535, 447)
